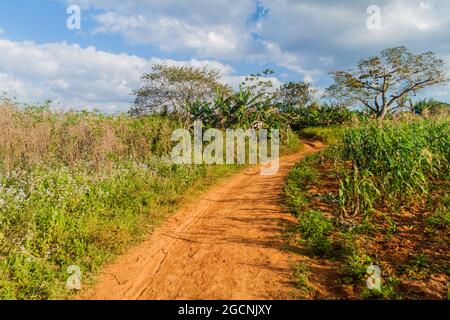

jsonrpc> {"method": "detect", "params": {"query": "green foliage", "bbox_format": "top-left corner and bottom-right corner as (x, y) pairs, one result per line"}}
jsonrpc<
(427, 192), (450, 230)
(339, 167), (380, 217)
(284, 159), (317, 215)
(297, 210), (333, 256)
(280, 131), (303, 155)
(361, 277), (400, 300)
(131, 63), (230, 118)
(186, 86), (286, 131)
(300, 126), (346, 145)
(290, 104), (354, 130)
(277, 81), (317, 111)
(412, 98), (449, 116)
(338, 118), (450, 216)
(293, 262), (313, 295)
(427, 209), (450, 230)
(401, 254), (432, 277)
(337, 233), (373, 282)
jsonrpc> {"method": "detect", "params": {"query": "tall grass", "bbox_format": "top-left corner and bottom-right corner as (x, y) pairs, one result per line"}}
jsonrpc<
(0, 101), (176, 170)
(338, 117), (449, 216)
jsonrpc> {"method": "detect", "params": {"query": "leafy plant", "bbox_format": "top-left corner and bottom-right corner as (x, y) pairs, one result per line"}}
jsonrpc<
(337, 118), (449, 216)
(293, 262), (314, 295)
(297, 210), (333, 256)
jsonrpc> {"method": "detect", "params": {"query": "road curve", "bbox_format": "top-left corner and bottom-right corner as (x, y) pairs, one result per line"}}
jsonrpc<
(79, 141), (324, 300)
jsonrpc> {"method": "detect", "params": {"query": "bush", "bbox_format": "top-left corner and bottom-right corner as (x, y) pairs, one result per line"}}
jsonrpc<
(290, 103), (354, 130)
(297, 210), (333, 256)
(337, 233), (373, 282)
(284, 159), (317, 215)
(0, 101), (178, 170)
(299, 126), (346, 145)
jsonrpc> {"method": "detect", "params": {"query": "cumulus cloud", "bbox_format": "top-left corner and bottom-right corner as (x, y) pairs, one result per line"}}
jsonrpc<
(71, 0), (450, 82)
(2, 0), (450, 108)
(0, 38), (237, 111)
(92, 12), (248, 58)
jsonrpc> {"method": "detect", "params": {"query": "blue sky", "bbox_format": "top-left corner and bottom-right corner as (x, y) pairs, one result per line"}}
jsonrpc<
(0, 0), (449, 112)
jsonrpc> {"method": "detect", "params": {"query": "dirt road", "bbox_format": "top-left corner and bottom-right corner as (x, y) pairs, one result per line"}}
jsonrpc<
(80, 141), (323, 300)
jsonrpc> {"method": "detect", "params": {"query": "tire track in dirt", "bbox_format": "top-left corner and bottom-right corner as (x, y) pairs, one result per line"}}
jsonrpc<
(79, 141), (324, 300)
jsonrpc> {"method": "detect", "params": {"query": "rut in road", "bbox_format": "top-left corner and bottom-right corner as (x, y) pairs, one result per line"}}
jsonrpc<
(80, 141), (324, 300)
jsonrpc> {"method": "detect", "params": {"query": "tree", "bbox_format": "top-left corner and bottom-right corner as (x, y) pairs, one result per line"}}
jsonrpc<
(181, 69), (285, 129)
(327, 46), (447, 119)
(130, 64), (230, 118)
(276, 81), (317, 112)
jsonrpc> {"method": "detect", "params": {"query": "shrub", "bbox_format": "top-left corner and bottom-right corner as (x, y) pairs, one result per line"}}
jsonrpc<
(297, 210), (333, 256)
(0, 101), (178, 170)
(284, 160), (317, 215)
(293, 263), (313, 295)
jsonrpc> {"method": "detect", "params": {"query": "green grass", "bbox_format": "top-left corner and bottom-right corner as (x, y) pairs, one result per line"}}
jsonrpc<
(297, 210), (333, 256)
(293, 262), (314, 295)
(299, 126), (346, 145)
(361, 277), (400, 300)
(284, 155), (318, 215)
(0, 160), (240, 299)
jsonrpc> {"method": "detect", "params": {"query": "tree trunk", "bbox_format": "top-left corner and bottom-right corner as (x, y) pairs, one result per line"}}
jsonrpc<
(377, 104), (389, 120)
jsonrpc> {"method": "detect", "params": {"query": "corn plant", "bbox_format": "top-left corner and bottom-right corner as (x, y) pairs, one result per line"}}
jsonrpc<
(338, 117), (449, 216)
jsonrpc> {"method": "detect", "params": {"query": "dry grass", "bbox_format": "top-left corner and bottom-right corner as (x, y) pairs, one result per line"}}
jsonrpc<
(0, 101), (176, 170)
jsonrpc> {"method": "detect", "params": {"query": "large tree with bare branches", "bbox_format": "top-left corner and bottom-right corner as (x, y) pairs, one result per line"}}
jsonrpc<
(327, 46), (447, 119)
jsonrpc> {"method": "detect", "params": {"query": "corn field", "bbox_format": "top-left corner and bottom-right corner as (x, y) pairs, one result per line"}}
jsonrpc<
(337, 117), (449, 216)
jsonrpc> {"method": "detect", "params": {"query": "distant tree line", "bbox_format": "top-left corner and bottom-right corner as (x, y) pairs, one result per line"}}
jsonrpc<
(130, 46), (448, 128)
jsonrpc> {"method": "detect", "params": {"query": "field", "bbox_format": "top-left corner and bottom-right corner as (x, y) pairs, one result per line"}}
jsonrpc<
(285, 116), (449, 299)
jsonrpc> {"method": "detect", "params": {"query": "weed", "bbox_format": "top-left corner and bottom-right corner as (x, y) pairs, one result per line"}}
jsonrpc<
(400, 254), (432, 277)
(297, 210), (333, 256)
(361, 276), (400, 300)
(293, 262), (314, 295)
(336, 232), (373, 282)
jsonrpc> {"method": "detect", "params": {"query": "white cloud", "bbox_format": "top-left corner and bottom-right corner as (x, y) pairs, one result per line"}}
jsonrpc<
(334, 0), (450, 49)
(77, 0), (450, 82)
(3, 0), (450, 107)
(0, 38), (238, 111)
(72, 0), (316, 75)
(92, 12), (247, 58)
